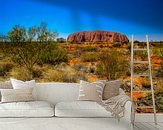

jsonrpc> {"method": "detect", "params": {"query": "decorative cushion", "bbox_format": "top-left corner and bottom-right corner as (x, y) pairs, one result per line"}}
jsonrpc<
(78, 80), (105, 102)
(10, 78), (37, 100)
(103, 80), (122, 100)
(1, 88), (34, 103)
(0, 101), (54, 117)
(55, 101), (112, 117)
(0, 81), (13, 101)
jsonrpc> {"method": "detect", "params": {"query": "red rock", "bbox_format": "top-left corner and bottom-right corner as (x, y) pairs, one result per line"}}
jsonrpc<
(67, 30), (129, 43)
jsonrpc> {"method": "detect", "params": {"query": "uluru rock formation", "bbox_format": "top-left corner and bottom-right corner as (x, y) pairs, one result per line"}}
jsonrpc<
(67, 30), (129, 43)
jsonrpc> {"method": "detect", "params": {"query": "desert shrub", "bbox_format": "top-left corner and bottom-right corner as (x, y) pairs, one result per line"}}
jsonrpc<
(112, 42), (121, 47)
(39, 45), (68, 65)
(42, 63), (86, 83)
(126, 42), (131, 51)
(139, 78), (151, 88)
(10, 67), (32, 81)
(0, 61), (14, 76)
(152, 48), (163, 57)
(32, 67), (42, 78)
(143, 80), (163, 112)
(96, 49), (129, 80)
(80, 52), (100, 62)
(83, 46), (98, 52)
(43, 69), (65, 82)
(137, 51), (148, 60)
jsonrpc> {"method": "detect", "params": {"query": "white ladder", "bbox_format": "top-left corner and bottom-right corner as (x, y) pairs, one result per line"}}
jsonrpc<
(131, 35), (157, 125)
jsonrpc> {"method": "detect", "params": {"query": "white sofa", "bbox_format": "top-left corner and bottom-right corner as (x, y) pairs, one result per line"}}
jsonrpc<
(0, 82), (132, 130)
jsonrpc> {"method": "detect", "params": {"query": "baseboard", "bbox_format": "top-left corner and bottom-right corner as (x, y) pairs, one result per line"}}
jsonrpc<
(135, 113), (163, 122)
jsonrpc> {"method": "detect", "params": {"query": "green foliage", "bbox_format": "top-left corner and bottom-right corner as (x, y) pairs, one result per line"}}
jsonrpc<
(127, 42), (131, 51)
(37, 23), (58, 42)
(8, 25), (26, 43)
(1, 23), (60, 79)
(144, 86), (163, 111)
(96, 49), (129, 80)
(137, 51), (148, 60)
(152, 48), (163, 57)
(112, 42), (121, 47)
(83, 46), (98, 52)
(56, 38), (66, 43)
(39, 44), (68, 65)
(80, 52), (100, 62)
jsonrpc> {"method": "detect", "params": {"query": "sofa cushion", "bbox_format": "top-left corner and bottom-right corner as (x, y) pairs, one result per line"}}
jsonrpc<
(0, 101), (54, 117)
(55, 101), (112, 117)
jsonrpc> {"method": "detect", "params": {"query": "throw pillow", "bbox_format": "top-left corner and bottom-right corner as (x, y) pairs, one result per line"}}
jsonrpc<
(78, 80), (105, 102)
(1, 88), (34, 103)
(102, 80), (121, 100)
(10, 78), (37, 100)
(0, 81), (13, 101)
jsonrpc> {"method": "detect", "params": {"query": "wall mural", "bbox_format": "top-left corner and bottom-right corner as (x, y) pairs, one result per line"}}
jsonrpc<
(0, 0), (163, 113)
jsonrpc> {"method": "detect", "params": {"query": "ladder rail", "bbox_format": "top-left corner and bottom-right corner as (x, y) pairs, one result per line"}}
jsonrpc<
(146, 35), (157, 124)
(131, 35), (134, 101)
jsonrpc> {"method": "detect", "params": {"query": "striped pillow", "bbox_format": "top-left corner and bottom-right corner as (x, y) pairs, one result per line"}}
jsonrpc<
(78, 80), (105, 102)
(1, 88), (34, 103)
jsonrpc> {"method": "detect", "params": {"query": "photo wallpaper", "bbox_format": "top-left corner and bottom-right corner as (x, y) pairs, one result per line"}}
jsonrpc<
(0, 0), (163, 113)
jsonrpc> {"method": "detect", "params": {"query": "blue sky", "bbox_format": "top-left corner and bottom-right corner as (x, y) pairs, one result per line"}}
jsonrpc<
(1, 0), (163, 41)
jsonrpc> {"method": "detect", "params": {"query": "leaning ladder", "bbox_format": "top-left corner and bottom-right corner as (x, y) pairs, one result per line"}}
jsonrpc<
(131, 35), (157, 125)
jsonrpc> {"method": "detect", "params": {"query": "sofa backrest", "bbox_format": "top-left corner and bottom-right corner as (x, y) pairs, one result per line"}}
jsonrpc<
(36, 82), (125, 105)
(36, 82), (79, 105)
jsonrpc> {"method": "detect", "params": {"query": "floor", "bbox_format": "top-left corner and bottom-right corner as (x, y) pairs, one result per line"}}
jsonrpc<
(0, 118), (162, 130)
(134, 122), (163, 130)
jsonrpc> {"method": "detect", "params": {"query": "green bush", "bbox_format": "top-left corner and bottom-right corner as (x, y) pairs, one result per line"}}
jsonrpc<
(83, 46), (98, 52)
(39, 45), (68, 65)
(96, 49), (129, 80)
(80, 52), (100, 62)
(137, 51), (148, 60)
(112, 42), (122, 47)
(152, 48), (163, 57)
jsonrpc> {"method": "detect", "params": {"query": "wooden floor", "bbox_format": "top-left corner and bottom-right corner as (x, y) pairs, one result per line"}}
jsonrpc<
(134, 122), (163, 130)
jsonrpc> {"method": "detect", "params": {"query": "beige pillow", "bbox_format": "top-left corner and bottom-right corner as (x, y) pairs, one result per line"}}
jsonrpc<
(103, 80), (121, 100)
(1, 88), (34, 103)
(0, 81), (13, 101)
(78, 80), (105, 102)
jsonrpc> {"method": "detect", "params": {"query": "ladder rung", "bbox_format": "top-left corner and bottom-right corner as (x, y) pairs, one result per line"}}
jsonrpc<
(133, 61), (149, 64)
(133, 90), (151, 93)
(133, 74), (149, 77)
(134, 48), (147, 51)
(136, 106), (154, 109)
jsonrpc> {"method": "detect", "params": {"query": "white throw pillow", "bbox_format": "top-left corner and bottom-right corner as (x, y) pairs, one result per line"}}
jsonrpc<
(1, 88), (34, 103)
(10, 78), (37, 100)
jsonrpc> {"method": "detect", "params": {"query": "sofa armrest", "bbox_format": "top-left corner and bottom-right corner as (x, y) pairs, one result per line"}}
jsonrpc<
(120, 100), (134, 125)
(124, 101), (132, 120)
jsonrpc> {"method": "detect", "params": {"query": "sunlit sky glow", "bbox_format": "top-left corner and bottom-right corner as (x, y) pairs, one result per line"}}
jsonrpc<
(1, 0), (163, 41)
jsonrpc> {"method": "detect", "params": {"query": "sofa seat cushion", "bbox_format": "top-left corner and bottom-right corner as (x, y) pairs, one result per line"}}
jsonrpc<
(0, 101), (54, 117)
(55, 101), (112, 117)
